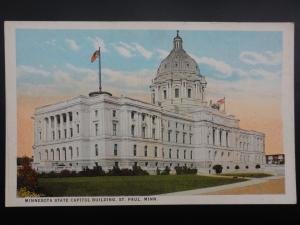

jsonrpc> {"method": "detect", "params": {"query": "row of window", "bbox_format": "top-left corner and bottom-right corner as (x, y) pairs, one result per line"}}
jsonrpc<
(39, 124), (80, 141)
(95, 144), (193, 160)
(39, 146), (79, 161)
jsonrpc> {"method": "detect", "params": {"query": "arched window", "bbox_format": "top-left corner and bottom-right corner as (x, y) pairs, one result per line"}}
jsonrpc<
(188, 89), (191, 98)
(45, 150), (48, 161)
(175, 88), (179, 98)
(57, 148), (60, 161)
(163, 90), (167, 99)
(169, 149), (172, 158)
(144, 146), (147, 157)
(63, 148), (66, 161)
(95, 144), (98, 156)
(51, 149), (54, 160)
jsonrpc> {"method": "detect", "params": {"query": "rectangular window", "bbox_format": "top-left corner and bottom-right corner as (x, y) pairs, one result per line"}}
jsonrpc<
(64, 129), (67, 138)
(52, 131), (55, 140)
(184, 150), (186, 159)
(114, 144), (118, 156)
(70, 128), (73, 138)
(175, 88), (179, 98)
(69, 112), (73, 122)
(191, 151), (193, 159)
(176, 133), (178, 143)
(169, 149), (172, 158)
(77, 124), (79, 134)
(39, 132), (42, 140)
(131, 111), (135, 119)
(163, 90), (167, 99)
(77, 147), (79, 157)
(190, 134), (192, 144)
(112, 110), (116, 117)
(144, 146), (147, 157)
(154, 147), (157, 157)
(133, 145), (137, 156)
(161, 128), (164, 140)
(152, 128), (155, 139)
(113, 123), (117, 136)
(177, 149), (179, 159)
(142, 114), (145, 121)
(142, 127), (146, 138)
(176, 122), (178, 128)
(188, 89), (191, 98)
(95, 110), (98, 117)
(58, 130), (61, 139)
(168, 131), (171, 142)
(131, 125), (135, 136)
(183, 133), (186, 144)
(95, 123), (98, 136)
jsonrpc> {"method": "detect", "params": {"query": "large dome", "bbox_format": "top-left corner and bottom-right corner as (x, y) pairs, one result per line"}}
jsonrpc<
(155, 31), (201, 82)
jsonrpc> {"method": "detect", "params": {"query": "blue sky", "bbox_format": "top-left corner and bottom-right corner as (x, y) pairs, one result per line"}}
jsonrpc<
(16, 29), (282, 99)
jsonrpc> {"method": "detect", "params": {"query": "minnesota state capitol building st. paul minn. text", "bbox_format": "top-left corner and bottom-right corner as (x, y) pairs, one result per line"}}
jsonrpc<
(32, 31), (265, 174)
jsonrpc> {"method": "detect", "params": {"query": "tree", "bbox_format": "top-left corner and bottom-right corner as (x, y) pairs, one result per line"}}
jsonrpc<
(212, 164), (223, 174)
(17, 157), (38, 192)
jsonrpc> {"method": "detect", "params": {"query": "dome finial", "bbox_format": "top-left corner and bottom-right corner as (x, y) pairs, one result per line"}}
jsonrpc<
(176, 30), (179, 37)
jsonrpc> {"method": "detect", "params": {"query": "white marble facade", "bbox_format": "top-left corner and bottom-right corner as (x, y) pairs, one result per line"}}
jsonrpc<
(32, 32), (265, 174)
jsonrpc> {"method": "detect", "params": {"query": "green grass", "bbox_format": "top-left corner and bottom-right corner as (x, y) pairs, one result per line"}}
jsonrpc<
(38, 175), (246, 196)
(221, 173), (273, 178)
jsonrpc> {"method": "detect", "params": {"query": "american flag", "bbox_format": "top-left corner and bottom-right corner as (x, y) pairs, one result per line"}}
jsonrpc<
(91, 50), (100, 63)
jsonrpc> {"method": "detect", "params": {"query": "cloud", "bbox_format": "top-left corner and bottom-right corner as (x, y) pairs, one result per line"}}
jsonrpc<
(17, 65), (50, 77)
(113, 44), (134, 58)
(87, 37), (108, 52)
(65, 38), (80, 51)
(45, 39), (56, 46)
(240, 51), (282, 65)
(132, 43), (153, 59)
(102, 68), (153, 87)
(190, 54), (233, 76)
(156, 49), (169, 59)
(113, 42), (153, 59)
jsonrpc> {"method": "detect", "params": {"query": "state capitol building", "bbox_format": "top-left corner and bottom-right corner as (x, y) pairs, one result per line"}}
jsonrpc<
(32, 31), (265, 174)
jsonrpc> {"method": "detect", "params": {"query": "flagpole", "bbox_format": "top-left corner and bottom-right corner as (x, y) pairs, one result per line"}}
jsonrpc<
(98, 47), (102, 93)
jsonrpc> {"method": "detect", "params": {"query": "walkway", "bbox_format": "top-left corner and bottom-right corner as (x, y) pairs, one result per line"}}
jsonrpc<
(160, 176), (285, 196)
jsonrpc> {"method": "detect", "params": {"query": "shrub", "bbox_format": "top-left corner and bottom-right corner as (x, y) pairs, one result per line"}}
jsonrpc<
(17, 157), (38, 192)
(156, 167), (161, 175)
(212, 164), (223, 174)
(160, 166), (170, 175)
(255, 164), (261, 169)
(132, 165), (149, 176)
(235, 165), (240, 170)
(17, 187), (42, 197)
(59, 169), (72, 177)
(175, 165), (197, 175)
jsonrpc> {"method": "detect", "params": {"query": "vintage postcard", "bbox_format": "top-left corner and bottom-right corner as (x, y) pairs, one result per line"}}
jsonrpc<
(5, 21), (296, 206)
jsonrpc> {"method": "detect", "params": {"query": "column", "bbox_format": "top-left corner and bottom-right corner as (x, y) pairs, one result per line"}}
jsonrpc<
(53, 115), (57, 141)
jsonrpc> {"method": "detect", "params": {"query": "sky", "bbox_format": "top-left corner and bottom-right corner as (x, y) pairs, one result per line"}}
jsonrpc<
(16, 29), (283, 156)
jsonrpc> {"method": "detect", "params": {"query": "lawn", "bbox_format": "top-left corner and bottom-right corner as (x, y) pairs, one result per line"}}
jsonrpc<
(220, 173), (273, 178)
(38, 175), (246, 196)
